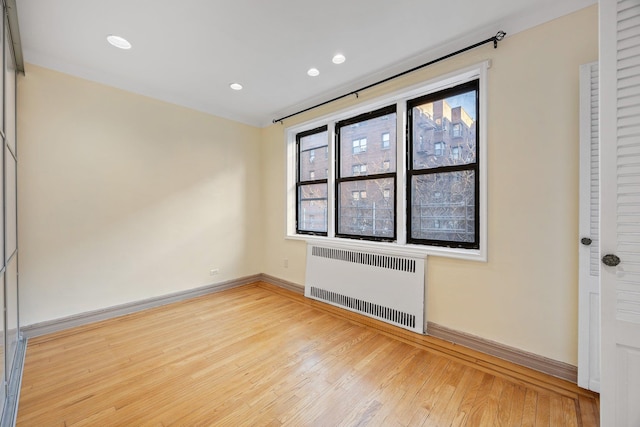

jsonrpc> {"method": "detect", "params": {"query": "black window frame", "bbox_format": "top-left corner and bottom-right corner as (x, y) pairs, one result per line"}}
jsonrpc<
(335, 104), (397, 242)
(406, 79), (480, 249)
(296, 125), (329, 236)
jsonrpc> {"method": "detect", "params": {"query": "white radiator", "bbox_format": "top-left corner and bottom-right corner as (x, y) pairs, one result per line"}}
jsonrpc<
(305, 244), (426, 334)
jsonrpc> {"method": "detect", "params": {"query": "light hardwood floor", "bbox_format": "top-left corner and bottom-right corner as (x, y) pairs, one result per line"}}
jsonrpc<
(17, 282), (599, 426)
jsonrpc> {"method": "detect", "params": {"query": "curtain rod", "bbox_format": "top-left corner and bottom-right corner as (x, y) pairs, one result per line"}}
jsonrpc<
(273, 30), (506, 124)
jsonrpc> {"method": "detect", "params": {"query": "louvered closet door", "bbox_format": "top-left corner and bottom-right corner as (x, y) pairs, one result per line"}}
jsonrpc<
(600, 0), (640, 425)
(578, 62), (600, 392)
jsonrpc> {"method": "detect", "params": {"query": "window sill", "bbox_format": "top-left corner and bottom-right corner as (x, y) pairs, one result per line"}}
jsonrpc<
(285, 233), (486, 262)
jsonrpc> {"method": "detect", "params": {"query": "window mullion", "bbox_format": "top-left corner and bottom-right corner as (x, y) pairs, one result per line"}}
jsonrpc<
(396, 100), (407, 245)
(327, 122), (336, 238)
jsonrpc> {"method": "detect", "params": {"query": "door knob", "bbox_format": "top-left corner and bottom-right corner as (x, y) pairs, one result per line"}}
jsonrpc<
(581, 237), (592, 246)
(602, 254), (621, 267)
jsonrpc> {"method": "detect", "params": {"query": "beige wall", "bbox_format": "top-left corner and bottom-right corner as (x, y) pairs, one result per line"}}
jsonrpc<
(17, 6), (597, 366)
(261, 6), (598, 365)
(18, 64), (263, 326)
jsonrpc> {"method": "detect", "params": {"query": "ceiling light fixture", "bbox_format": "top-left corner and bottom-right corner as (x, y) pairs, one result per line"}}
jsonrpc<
(332, 54), (346, 64)
(307, 68), (320, 77)
(230, 83), (243, 91)
(106, 35), (132, 50)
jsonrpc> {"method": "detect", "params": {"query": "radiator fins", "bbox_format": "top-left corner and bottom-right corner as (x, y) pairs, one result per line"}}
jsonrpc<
(306, 244), (425, 334)
(311, 245), (416, 273)
(309, 286), (416, 329)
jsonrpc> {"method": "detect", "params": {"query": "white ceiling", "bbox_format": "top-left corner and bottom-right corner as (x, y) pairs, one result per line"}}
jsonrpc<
(15, 0), (595, 127)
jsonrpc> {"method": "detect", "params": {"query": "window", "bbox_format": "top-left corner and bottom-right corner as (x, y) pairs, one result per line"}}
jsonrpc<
(352, 164), (367, 175)
(352, 190), (367, 201)
(288, 63), (487, 260)
(337, 105), (396, 240)
(434, 142), (445, 156)
(296, 126), (328, 235)
(452, 123), (462, 138)
(408, 80), (479, 248)
(382, 132), (390, 149)
(352, 138), (367, 154)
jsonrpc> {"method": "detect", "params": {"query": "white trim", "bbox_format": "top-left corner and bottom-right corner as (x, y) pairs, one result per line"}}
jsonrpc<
(478, 61), (489, 261)
(285, 128), (297, 237)
(327, 123), (336, 236)
(287, 233), (481, 261)
(396, 101), (408, 245)
(285, 62), (489, 262)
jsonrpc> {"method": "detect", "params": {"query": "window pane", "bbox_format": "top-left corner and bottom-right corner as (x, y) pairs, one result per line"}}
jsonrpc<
(298, 183), (328, 233)
(338, 178), (394, 238)
(410, 171), (475, 243)
(382, 132), (390, 149)
(412, 89), (476, 170)
(340, 112), (396, 177)
(300, 130), (328, 181)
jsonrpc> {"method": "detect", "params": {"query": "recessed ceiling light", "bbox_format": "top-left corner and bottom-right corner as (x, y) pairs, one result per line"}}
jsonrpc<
(307, 68), (320, 77)
(332, 54), (346, 64)
(230, 83), (243, 91)
(107, 35), (132, 50)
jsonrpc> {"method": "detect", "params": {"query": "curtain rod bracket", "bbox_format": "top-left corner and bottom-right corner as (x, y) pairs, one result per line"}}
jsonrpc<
(494, 30), (506, 48)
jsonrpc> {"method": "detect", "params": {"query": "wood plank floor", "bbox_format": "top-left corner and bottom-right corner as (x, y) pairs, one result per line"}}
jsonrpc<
(17, 282), (599, 426)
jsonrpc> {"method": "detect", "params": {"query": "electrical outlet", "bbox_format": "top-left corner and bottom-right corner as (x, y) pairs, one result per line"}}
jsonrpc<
(209, 268), (219, 276)
(284, 258), (289, 268)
